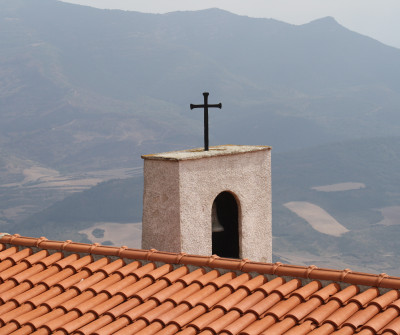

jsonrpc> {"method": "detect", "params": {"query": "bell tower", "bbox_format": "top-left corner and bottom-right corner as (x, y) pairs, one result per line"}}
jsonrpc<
(141, 144), (272, 263)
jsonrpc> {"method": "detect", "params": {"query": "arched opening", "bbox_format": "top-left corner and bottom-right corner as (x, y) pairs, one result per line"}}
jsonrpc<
(212, 191), (239, 258)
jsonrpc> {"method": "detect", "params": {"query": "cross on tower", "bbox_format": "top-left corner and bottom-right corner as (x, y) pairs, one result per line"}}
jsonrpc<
(190, 92), (222, 151)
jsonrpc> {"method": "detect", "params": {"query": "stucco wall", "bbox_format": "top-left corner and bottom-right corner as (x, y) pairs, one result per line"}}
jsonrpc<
(142, 159), (181, 252)
(142, 145), (272, 262)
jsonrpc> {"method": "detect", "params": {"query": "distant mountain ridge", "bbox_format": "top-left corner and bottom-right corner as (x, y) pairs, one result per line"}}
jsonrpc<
(1, 1), (400, 163)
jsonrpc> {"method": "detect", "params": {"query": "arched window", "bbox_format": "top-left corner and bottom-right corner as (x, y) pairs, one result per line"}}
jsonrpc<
(211, 191), (239, 258)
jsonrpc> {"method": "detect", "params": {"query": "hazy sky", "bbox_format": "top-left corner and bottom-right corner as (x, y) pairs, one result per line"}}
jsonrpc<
(60, 0), (400, 49)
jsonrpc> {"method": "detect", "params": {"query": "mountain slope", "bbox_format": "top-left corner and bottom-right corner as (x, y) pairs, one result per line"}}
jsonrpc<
(12, 136), (400, 275)
(2, 0), (400, 240)
(2, 0), (400, 166)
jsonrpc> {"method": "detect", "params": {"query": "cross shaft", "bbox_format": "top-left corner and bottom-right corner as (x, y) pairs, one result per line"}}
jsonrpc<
(190, 92), (222, 151)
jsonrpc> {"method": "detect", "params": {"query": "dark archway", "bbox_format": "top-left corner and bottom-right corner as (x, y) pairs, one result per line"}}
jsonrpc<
(211, 191), (239, 258)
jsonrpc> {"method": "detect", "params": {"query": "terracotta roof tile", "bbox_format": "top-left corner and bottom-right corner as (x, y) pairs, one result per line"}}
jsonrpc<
(189, 308), (225, 331)
(305, 285), (360, 326)
(259, 317), (297, 335)
(220, 312), (257, 334)
(0, 248), (32, 267)
(157, 303), (193, 326)
(71, 313), (113, 334)
(381, 315), (400, 334)
(183, 274), (234, 308)
(1, 235), (400, 334)
(111, 319), (148, 334)
(283, 320), (315, 334)
(170, 305), (207, 329)
(0, 245), (18, 261)
(361, 307), (399, 333)
(241, 314), (278, 334)
(157, 324), (182, 335)
(342, 302), (385, 330)
(231, 289), (266, 315)
(322, 298), (361, 329)
(371, 290), (400, 309)
(247, 280), (299, 317)
(91, 316), (131, 334)
(287, 283), (340, 323)
(57, 311), (98, 334)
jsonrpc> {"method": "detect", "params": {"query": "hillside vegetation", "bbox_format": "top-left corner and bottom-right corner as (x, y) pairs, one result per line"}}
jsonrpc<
(2, 1), (400, 274)
(9, 137), (400, 275)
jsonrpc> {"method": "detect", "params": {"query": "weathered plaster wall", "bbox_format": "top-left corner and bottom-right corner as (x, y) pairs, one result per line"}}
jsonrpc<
(142, 159), (181, 252)
(142, 145), (272, 262)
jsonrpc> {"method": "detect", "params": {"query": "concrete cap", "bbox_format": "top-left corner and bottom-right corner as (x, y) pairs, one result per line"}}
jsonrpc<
(141, 144), (271, 161)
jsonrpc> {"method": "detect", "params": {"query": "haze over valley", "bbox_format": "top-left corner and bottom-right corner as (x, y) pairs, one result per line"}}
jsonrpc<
(2, 0), (400, 274)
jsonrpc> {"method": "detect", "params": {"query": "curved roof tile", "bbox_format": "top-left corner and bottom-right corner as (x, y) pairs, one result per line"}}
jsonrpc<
(0, 234), (400, 334)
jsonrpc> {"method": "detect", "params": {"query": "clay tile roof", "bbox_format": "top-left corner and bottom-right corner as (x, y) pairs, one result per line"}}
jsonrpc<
(1, 235), (400, 334)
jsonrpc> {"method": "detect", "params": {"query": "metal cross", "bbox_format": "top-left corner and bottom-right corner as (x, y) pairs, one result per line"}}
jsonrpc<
(190, 92), (222, 151)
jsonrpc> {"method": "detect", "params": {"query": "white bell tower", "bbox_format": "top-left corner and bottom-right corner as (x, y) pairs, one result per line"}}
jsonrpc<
(141, 145), (272, 263)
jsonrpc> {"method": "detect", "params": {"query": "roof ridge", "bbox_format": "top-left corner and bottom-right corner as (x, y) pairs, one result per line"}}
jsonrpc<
(1, 234), (399, 289)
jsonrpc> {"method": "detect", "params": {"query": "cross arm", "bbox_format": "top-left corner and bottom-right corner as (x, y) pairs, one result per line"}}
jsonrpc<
(208, 103), (222, 109)
(190, 104), (204, 110)
(190, 103), (222, 110)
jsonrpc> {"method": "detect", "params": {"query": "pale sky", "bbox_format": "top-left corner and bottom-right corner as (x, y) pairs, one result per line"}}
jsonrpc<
(60, 0), (400, 49)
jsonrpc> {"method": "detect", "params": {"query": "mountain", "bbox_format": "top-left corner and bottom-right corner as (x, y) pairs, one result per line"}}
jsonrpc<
(10, 136), (400, 275)
(2, 1), (400, 273)
(2, 0), (400, 169)
(273, 136), (400, 275)
(11, 176), (144, 243)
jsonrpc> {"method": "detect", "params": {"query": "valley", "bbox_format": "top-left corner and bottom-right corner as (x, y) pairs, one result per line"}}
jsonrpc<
(0, 161), (142, 223)
(2, 0), (400, 276)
